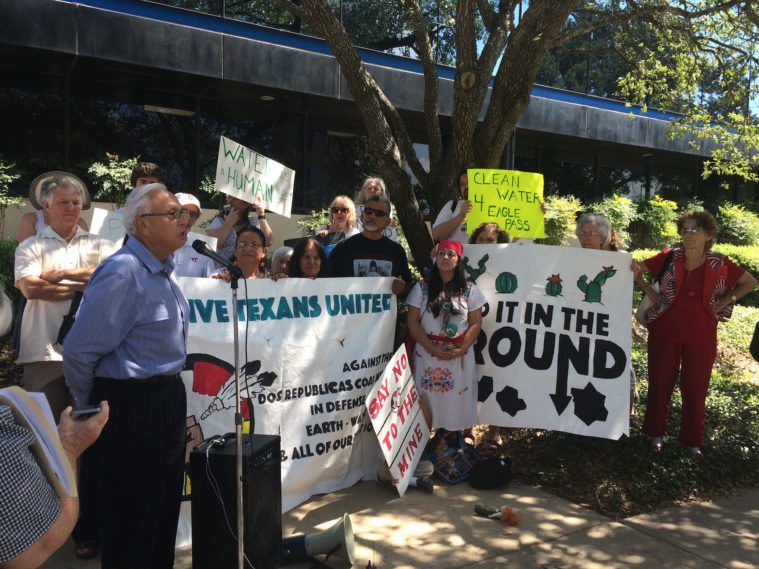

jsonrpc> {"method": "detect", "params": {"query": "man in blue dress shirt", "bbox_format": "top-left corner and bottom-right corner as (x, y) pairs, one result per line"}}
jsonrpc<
(63, 183), (191, 569)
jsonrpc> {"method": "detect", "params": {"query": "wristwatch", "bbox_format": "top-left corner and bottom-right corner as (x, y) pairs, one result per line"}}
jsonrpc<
(258, 215), (267, 220)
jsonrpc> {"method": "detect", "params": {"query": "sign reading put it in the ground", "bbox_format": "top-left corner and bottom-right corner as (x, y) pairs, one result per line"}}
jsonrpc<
(214, 136), (295, 218)
(466, 169), (545, 239)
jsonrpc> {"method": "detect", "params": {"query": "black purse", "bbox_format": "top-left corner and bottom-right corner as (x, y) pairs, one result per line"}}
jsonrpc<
(750, 321), (759, 362)
(56, 291), (83, 346)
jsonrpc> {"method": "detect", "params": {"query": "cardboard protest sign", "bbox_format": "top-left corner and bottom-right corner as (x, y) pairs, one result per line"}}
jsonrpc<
(90, 208), (217, 252)
(90, 207), (126, 243)
(466, 169), (545, 239)
(367, 345), (430, 496)
(464, 243), (632, 439)
(214, 136), (295, 218)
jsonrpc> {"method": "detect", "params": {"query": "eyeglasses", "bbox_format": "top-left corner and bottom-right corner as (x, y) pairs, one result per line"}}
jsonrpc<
(238, 241), (264, 249)
(363, 206), (389, 218)
(331, 207), (349, 214)
(139, 209), (190, 220)
(681, 227), (704, 235)
(576, 231), (600, 238)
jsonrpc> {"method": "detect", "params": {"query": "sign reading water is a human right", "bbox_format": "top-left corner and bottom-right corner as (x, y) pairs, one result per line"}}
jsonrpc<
(466, 169), (545, 239)
(367, 345), (430, 496)
(466, 242), (632, 439)
(214, 136), (295, 217)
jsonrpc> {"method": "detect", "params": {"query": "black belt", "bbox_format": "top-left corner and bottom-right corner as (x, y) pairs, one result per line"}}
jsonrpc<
(97, 374), (181, 384)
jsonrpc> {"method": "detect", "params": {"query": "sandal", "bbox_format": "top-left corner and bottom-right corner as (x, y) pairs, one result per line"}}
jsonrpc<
(75, 541), (98, 560)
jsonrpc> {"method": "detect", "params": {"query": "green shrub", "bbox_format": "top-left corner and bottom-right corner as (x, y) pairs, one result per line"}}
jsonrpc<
(88, 153), (138, 207)
(586, 195), (637, 248)
(716, 202), (759, 246)
(632, 195), (679, 250)
(631, 245), (759, 307)
(506, 305), (759, 518)
(0, 238), (19, 311)
(296, 208), (329, 237)
(539, 195), (582, 246)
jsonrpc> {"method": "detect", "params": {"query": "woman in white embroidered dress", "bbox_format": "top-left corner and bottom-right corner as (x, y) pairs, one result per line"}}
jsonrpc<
(405, 239), (484, 432)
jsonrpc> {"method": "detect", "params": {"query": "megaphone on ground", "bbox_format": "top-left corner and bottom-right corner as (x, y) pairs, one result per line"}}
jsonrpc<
(281, 512), (355, 566)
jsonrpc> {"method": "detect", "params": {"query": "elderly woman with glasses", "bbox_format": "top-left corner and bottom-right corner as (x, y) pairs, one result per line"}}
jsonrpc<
(211, 225), (268, 282)
(633, 210), (756, 457)
(316, 195), (359, 247)
(575, 213), (622, 251)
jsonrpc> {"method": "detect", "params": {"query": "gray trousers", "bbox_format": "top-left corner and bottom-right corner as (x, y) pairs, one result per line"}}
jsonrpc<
(21, 361), (71, 420)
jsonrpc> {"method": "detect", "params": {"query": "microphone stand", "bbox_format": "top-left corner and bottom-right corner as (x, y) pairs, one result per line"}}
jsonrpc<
(229, 271), (245, 569)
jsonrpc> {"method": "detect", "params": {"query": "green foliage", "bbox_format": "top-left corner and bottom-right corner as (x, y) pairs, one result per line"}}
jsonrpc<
(0, 238), (20, 310)
(586, 195), (638, 248)
(506, 305), (759, 518)
(632, 245), (759, 308)
(87, 153), (138, 207)
(296, 208), (330, 237)
(716, 203), (759, 246)
(539, 195), (582, 246)
(0, 157), (24, 236)
(632, 195), (679, 250)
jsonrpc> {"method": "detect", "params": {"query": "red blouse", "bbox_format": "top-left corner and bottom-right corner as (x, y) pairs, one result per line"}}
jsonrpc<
(645, 251), (744, 343)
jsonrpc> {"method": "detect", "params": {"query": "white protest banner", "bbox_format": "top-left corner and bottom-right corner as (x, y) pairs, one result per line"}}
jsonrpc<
(90, 208), (216, 253)
(464, 243), (632, 439)
(367, 345), (430, 496)
(90, 207), (126, 243)
(214, 136), (295, 217)
(177, 277), (395, 521)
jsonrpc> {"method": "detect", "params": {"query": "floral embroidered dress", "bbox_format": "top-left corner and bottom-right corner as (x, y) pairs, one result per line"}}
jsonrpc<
(406, 281), (485, 430)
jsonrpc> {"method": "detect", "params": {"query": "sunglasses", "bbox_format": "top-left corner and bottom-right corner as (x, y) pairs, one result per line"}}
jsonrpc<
(331, 207), (350, 214)
(363, 206), (388, 218)
(681, 227), (704, 235)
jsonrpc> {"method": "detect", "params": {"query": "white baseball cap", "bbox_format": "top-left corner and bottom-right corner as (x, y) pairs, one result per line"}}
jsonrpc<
(175, 192), (201, 210)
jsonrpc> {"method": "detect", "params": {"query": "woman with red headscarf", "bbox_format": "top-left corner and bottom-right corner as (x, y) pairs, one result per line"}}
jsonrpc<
(405, 240), (484, 432)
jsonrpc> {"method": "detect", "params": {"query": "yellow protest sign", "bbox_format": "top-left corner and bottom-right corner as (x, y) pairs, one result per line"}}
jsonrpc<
(466, 169), (545, 239)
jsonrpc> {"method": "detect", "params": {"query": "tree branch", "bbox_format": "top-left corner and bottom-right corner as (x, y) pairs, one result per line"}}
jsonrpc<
(403, 0), (443, 175)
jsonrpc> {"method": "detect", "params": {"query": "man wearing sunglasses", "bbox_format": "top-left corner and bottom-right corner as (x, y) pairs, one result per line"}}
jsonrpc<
(63, 184), (191, 569)
(330, 194), (413, 296)
(173, 192), (216, 278)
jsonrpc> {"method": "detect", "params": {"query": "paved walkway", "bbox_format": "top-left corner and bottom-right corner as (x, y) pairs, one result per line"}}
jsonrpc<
(42, 482), (759, 568)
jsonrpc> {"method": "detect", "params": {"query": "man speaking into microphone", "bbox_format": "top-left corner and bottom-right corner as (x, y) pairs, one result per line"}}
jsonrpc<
(63, 184), (190, 569)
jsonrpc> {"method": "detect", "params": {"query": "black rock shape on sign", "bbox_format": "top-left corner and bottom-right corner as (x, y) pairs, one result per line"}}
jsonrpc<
(496, 385), (527, 417)
(478, 375), (494, 402)
(571, 382), (609, 426)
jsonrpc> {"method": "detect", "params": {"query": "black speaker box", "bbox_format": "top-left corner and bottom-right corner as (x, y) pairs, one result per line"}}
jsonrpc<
(190, 434), (282, 569)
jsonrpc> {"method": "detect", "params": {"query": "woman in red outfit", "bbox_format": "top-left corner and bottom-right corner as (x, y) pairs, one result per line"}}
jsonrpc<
(634, 211), (756, 457)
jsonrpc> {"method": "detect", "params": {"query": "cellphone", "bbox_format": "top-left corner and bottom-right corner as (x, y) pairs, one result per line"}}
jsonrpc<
(71, 405), (102, 419)
(223, 204), (232, 215)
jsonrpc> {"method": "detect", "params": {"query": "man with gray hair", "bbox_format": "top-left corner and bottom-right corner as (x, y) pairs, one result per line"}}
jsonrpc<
(14, 172), (109, 418)
(330, 193), (413, 296)
(63, 183), (190, 569)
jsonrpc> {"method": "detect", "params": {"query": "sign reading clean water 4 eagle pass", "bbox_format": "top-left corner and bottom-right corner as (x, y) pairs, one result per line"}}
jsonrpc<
(214, 135), (295, 217)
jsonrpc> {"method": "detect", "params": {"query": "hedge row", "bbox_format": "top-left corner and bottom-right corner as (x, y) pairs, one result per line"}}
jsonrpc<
(631, 244), (759, 307)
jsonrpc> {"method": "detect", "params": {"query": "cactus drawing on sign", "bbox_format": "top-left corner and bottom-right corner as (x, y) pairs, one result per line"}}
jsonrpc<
(463, 254), (489, 282)
(545, 274), (563, 296)
(495, 272), (518, 294)
(576, 266), (617, 303)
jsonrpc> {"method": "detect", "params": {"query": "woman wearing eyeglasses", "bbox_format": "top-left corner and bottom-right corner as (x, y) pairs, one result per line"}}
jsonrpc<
(211, 225), (268, 282)
(316, 195), (359, 247)
(634, 210), (756, 457)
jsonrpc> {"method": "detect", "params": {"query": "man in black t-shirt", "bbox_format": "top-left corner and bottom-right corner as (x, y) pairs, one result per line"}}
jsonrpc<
(330, 194), (413, 296)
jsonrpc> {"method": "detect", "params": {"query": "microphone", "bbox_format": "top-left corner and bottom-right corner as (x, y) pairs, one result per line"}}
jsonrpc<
(191, 239), (243, 279)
